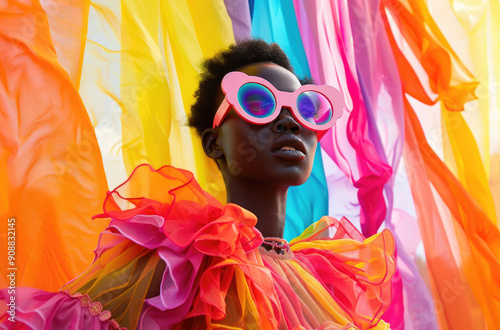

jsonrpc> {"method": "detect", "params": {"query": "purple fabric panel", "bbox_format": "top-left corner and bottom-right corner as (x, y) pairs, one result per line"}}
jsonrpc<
(223, 0), (251, 42)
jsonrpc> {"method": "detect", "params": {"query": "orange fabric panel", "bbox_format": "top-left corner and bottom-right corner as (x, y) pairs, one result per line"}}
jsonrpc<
(0, 1), (108, 291)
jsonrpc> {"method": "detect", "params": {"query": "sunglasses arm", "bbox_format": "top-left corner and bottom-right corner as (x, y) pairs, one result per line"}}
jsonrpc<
(212, 97), (231, 129)
(317, 130), (328, 141)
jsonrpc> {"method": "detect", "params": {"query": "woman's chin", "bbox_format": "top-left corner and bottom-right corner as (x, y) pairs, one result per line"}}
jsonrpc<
(272, 168), (312, 186)
(286, 176), (310, 187)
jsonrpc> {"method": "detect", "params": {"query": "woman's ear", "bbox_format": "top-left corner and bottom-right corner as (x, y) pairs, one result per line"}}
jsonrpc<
(201, 128), (224, 160)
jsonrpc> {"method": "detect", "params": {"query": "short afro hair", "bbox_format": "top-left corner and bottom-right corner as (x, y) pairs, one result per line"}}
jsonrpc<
(188, 39), (301, 137)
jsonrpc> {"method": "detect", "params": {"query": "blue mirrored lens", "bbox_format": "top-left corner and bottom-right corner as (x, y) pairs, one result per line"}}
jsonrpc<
(238, 83), (276, 118)
(296, 91), (332, 125)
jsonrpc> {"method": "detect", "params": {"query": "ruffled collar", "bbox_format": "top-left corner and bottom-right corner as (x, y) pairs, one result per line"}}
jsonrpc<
(89, 164), (395, 329)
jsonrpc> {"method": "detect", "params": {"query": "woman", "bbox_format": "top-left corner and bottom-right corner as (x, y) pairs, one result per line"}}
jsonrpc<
(0, 40), (395, 329)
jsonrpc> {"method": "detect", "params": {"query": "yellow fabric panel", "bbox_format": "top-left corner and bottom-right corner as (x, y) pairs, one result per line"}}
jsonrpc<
(490, 0), (500, 225)
(442, 109), (497, 221)
(119, 0), (234, 202)
(430, 0), (498, 224)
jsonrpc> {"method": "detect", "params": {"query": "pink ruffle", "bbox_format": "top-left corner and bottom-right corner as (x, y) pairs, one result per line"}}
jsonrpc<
(0, 288), (122, 329)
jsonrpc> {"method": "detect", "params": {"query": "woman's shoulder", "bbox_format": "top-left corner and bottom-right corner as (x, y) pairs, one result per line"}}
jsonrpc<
(290, 215), (394, 248)
(289, 216), (396, 284)
(284, 217), (396, 329)
(92, 164), (261, 255)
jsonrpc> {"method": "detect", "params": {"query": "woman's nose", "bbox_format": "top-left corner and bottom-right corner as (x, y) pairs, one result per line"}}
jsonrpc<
(272, 108), (301, 134)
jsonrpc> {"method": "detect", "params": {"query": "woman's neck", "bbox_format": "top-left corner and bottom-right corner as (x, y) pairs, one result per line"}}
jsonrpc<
(225, 177), (288, 238)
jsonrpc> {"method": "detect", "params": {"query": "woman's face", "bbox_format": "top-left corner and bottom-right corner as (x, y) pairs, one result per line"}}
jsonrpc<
(213, 62), (317, 186)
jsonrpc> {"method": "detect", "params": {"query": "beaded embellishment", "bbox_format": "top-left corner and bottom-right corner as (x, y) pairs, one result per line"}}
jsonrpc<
(258, 237), (294, 260)
(61, 290), (127, 329)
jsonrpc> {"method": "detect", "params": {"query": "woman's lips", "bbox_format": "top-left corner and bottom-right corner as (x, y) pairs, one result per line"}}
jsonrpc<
(272, 148), (306, 161)
(271, 136), (306, 161)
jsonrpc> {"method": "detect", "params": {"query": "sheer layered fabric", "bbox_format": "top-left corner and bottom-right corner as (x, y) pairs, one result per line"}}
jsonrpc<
(1, 165), (395, 329)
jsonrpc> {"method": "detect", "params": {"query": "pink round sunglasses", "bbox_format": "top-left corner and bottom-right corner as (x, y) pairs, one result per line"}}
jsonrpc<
(212, 71), (345, 139)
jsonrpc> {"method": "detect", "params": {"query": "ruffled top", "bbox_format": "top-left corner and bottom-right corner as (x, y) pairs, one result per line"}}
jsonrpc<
(2, 165), (395, 330)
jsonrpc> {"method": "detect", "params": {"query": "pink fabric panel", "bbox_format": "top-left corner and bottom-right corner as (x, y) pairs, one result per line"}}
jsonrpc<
(292, 0), (391, 246)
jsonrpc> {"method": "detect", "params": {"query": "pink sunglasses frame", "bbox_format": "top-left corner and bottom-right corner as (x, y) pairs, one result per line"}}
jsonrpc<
(212, 71), (345, 139)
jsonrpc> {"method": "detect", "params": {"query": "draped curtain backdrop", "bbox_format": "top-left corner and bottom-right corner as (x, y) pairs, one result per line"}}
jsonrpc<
(1, 0), (499, 329)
